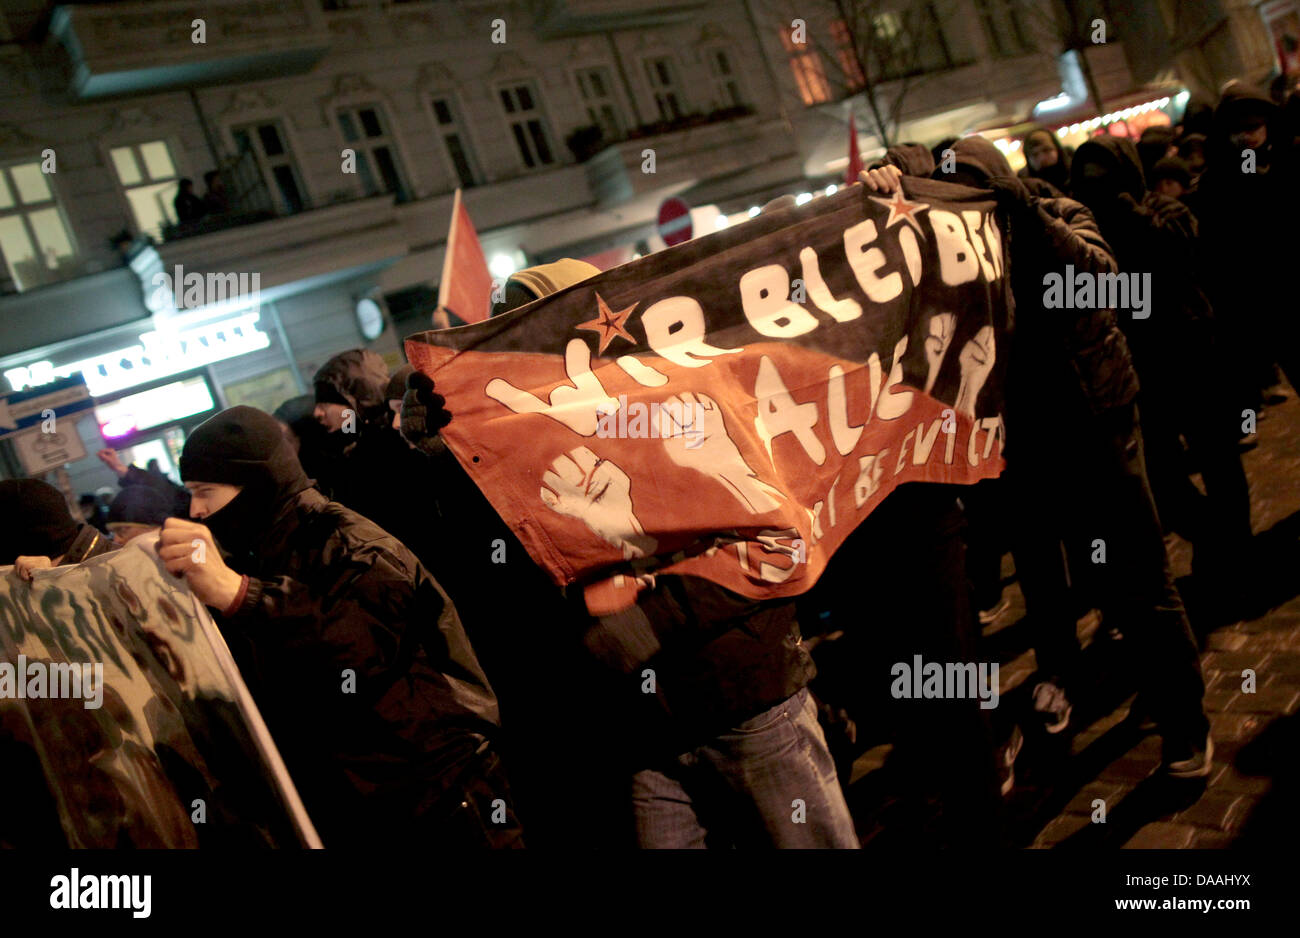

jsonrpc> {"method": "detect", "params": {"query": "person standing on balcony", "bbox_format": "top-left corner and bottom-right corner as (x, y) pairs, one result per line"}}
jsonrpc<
(202, 170), (229, 215)
(173, 178), (206, 223)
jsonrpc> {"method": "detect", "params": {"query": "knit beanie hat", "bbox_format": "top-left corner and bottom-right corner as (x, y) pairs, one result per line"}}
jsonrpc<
(0, 479), (79, 566)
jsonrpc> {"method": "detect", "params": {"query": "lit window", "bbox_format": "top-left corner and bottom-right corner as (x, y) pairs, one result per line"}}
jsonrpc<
(779, 26), (832, 106)
(0, 159), (77, 292)
(831, 20), (866, 91)
(109, 140), (180, 240)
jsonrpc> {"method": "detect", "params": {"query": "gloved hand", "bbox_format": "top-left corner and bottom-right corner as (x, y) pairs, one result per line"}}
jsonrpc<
(987, 175), (1037, 219)
(401, 371), (452, 456)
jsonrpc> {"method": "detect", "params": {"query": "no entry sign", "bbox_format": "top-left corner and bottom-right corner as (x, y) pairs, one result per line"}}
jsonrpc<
(657, 197), (692, 246)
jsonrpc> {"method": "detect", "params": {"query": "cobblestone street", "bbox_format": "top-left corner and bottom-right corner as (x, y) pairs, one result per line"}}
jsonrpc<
(848, 386), (1300, 848)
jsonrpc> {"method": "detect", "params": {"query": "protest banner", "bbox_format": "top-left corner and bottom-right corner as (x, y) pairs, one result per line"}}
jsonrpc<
(407, 180), (1011, 613)
(0, 538), (320, 848)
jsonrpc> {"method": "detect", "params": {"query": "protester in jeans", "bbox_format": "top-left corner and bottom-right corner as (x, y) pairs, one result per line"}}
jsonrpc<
(401, 262), (859, 848)
(164, 405), (519, 847)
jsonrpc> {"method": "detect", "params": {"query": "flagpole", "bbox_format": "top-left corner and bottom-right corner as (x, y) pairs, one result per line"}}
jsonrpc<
(434, 188), (462, 329)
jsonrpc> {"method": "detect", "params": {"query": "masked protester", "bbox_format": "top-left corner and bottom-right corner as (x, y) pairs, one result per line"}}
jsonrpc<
(164, 406), (519, 847)
(863, 137), (1213, 782)
(1190, 83), (1300, 407)
(403, 261), (860, 849)
(310, 349), (448, 575)
(1, 479), (115, 578)
(1071, 136), (1252, 599)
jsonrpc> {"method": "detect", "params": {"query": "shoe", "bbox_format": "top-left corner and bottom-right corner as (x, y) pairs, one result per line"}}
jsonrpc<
(1160, 733), (1214, 779)
(996, 725), (1024, 796)
(1076, 608), (1103, 633)
(1238, 432), (1259, 452)
(1264, 388), (1289, 406)
(1032, 681), (1072, 735)
(978, 596), (1011, 625)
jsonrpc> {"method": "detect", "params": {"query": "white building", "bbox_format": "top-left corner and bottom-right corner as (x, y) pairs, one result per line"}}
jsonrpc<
(0, 0), (1164, 492)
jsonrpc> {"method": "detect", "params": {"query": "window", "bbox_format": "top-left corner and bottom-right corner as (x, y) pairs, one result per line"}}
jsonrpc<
(232, 121), (306, 214)
(643, 57), (685, 121)
(337, 105), (411, 201)
(831, 20), (867, 92)
(779, 26), (831, 106)
(575, 66), (624, 142)
(109, 140), (181, 240)
(976, 0), (1034, 58)
(498, 82), (555, 169)
(431, 96), (481, 188)
(0, 160), (77, 292)
(706, 49), (746, 109)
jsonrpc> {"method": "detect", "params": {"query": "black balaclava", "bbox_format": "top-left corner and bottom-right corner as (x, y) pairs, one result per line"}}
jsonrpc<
(0, 479), (81, 566)
(179, 406), (312, 559)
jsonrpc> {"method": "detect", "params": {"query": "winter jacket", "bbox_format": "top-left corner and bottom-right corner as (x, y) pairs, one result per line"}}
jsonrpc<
(942, 137), (1139, 423)
(214, 466), (512, 847)
(1071, 135), (1217, 390)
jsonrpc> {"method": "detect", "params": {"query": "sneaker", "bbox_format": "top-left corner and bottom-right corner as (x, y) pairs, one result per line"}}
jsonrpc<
(978, 596), (1011, 625)
(1160, 733), (1215, 779)
(1032, 681), (1072, 735)
(1238, 432), (1259, 452)
(1076, 608), (1103, 633)
(996, 725), (1024, 796)
(1264, 387), (1289, 406)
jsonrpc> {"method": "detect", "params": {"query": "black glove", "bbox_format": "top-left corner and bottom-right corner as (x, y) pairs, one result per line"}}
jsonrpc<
(987, 175), (1037, 219)
(401, 371), (452, 457)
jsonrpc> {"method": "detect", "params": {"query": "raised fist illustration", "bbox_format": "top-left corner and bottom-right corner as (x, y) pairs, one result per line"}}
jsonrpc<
(955, 325), (996, 418)
(540, 446), (657, 560)
(923, 312), (957, 394)
(656, 391), (785, 515)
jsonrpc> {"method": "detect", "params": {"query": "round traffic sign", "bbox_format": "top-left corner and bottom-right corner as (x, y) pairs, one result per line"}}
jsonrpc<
(657, 197), (692, 246)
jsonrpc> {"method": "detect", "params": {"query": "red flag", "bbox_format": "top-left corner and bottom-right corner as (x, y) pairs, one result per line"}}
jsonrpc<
(846, 114), (864, 186)
(436, 188), (494, 326)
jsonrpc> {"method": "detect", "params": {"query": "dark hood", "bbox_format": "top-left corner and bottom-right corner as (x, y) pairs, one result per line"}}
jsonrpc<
(1021, 126), (1072, 191)
(180, 405), (313, 559)
(1214, 83), (1278, 137)
(882, 143), (936, 177)
(1070, 135), (1146, 205)
(934, 136), (1013, 186)
(313, 349), (391, 429)
(0, 479), (79, 565)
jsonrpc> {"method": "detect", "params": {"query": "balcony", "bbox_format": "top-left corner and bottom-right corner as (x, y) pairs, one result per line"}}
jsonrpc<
(49, 0), (331, 99)
(584, 113), (800, 207)
(529, 0), (710, 39)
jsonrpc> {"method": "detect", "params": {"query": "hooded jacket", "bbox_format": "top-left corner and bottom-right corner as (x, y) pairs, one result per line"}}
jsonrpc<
(312, 349), (391, 430)
(938, 138), (1138, 423)
(1071, 136), (1215, 388)
(1018, 126), (1073, 194)
(180, 406), (513, 847)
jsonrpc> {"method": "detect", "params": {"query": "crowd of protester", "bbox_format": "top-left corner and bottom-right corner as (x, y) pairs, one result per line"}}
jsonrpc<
(2, 77), (1297, 849)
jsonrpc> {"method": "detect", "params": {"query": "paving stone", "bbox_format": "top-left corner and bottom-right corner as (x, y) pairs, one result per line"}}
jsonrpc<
(1226, 687), (1300, 714)
(1174, 793), (1246, 831)
(1123, 823), (1196, 849)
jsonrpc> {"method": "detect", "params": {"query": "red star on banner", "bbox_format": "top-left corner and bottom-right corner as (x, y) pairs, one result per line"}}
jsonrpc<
(869, 190), (929, 234)
(577, 293), (638, 354)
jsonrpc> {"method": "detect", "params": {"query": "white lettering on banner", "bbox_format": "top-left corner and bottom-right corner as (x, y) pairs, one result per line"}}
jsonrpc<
(4, 313), (271, 397)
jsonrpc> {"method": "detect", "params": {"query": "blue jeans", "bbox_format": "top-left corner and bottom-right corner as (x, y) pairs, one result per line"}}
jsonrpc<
(630, 688), (859, 848)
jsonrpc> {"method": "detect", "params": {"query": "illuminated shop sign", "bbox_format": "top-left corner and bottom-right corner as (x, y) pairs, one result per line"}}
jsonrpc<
(94, 376), (216, 440)
(4, 312), (271, 397)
